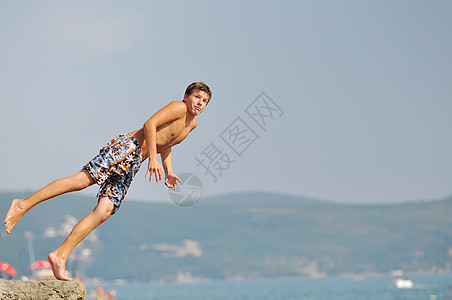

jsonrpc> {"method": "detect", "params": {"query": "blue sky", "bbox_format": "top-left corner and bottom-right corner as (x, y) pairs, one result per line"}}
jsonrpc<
(1, 1), (451, 204)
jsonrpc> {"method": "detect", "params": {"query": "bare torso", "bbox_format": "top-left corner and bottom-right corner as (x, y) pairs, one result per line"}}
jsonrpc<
(128, 112), (197, 161)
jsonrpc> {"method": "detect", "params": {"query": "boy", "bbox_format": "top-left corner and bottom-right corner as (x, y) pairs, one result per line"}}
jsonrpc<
(3, 82), (212, 281)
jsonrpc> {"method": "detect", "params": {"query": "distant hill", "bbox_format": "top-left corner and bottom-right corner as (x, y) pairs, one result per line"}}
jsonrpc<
(1, 191), (451, 281)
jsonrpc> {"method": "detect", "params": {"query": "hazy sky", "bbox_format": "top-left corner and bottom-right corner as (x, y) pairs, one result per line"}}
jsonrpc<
(1, 1), (451, 205)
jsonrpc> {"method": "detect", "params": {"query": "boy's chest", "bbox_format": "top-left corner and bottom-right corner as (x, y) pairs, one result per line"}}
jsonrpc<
(157, 119), (192, 145)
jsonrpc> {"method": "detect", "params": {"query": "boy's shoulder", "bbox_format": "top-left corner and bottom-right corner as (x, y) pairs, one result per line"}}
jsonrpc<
(166, 101), (187, 111)
(158, 101), (187, 116)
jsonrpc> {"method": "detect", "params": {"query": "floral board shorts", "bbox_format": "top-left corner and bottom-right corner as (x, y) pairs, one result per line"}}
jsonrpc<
(83, 134), (142, 215)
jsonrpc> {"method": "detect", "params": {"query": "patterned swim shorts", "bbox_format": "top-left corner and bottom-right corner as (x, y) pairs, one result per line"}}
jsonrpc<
(83, 134), (142, 215)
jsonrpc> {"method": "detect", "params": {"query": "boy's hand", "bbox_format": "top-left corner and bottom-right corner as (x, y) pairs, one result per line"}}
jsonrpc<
(165, 174), (181, 190)
(145, 159), (163, 182)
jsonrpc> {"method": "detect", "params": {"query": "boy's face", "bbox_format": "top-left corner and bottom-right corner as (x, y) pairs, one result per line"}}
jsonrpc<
(183, 90), (210, 116)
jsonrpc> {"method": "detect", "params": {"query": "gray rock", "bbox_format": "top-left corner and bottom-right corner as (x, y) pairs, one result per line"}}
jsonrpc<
(0, 280), (85, 300)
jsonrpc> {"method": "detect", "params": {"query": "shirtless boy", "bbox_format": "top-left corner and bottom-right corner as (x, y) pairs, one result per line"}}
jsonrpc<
(3, 82), (212, 281)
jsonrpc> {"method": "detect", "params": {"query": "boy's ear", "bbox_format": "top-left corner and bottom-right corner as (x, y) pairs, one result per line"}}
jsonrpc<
(183, 93), (188, 102)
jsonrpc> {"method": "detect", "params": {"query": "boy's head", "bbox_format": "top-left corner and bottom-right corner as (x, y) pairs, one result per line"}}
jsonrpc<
(184, 82), (212, 104)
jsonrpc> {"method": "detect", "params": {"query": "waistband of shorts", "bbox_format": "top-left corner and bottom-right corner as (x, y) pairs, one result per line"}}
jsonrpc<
(122, 134), (140, 147)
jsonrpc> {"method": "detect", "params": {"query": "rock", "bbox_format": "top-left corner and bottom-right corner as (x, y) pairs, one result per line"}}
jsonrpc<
(0, 280), (85, 300)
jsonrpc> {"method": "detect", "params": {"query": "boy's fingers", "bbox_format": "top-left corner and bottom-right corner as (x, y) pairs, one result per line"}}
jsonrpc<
(146, 166), (164, 183)
(155, 169), (162, 182)
(147, 168), (154, 182)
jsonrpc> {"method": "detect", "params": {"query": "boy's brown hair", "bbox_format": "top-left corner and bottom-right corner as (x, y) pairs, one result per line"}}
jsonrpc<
(185, 82), (212, 103)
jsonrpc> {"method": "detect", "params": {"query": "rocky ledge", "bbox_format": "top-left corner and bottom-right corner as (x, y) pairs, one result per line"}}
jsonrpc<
(0, 280), (85, 300)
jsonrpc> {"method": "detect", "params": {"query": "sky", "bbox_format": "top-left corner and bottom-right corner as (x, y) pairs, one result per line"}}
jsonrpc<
(1, 0), (451, 205)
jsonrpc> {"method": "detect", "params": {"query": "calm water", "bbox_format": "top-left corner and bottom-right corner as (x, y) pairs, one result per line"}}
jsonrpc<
(87, 274), (452, 300)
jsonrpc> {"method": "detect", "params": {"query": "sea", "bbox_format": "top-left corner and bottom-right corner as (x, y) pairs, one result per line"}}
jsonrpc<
(85, 274), (452, 300)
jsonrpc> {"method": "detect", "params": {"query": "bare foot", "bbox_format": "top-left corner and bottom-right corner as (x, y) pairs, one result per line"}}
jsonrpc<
(48, 252), (73, 281)
(4, 199), (26, 234)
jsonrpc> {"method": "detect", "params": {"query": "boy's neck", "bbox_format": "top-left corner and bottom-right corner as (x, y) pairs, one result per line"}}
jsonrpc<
(183, 102), (196, 123)
(185, 113), (195, 126)
(185, 108), (196, 126)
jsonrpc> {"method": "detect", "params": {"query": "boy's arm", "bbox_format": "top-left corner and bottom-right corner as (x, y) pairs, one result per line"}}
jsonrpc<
(160, 148), (173, 175)
(143, 101), (186, 182)
(160, 148), (181, 189)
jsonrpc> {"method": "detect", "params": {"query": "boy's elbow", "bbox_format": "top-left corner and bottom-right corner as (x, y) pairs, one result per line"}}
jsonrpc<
(144, 119), (156, 129)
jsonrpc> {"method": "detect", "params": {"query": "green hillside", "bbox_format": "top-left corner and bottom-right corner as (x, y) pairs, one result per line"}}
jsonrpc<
(1, 191), (451, 281)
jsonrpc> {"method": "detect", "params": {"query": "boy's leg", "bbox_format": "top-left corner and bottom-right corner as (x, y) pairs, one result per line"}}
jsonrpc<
(4, 170), (95, 234)
(48, 196), (114, 281)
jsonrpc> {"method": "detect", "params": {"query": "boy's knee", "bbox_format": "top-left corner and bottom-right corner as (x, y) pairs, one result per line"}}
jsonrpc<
(93, 207), (112, 224)
(99, 211), (112, 223)
(94, 197), (115, 223)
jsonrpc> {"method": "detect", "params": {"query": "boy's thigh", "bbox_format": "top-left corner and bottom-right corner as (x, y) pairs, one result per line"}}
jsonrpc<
(74, 169), (96, 187)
